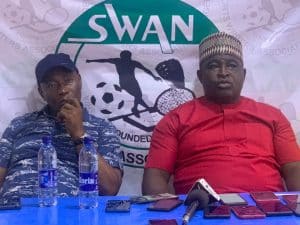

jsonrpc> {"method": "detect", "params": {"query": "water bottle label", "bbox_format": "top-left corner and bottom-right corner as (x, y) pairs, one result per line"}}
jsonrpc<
(79, 172), (98, 192)
(39, 169), (57, 188)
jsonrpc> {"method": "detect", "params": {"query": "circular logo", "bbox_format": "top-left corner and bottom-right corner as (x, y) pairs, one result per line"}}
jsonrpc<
(56, 0), (218, 169)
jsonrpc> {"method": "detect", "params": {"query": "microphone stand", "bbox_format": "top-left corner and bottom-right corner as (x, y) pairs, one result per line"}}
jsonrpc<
(182, 201), (200, 225)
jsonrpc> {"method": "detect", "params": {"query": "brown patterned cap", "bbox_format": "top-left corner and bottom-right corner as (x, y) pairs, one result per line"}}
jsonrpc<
(199, 32), (243, 63)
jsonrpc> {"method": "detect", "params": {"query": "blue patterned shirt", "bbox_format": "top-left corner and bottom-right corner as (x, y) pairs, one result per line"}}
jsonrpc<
(0, 106), (123, 198)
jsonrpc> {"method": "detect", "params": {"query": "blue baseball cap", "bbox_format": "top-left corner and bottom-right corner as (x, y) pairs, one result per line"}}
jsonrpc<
(35, 53), (77, 83)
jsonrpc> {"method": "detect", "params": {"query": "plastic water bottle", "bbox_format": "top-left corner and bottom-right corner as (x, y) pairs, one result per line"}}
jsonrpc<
(79, 137), (99, 208)
(38, 136), (58, 207)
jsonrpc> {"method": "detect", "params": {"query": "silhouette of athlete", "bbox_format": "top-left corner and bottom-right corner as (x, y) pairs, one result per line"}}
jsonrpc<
(86, 50), (161, 117)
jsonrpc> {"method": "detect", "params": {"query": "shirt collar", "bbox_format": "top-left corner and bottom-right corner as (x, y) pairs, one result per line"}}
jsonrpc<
(199, 96), (245, 110)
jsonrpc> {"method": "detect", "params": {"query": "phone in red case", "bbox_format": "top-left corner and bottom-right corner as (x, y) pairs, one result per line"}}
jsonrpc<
(281, 194), (300, 204)
(231, 205), (266, 219)
(204, 205), (231, 218)
(287, 203), (300, 216)
(250, 191), (279, 203)
(257, 201), (293, 216)
(149, 219), (178, 225)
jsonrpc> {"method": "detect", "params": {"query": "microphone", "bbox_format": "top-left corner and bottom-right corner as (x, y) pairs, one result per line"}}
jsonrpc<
(182, 178), (220, 224)
(182, 189), (209, 225)
(184, 178), (220, 204)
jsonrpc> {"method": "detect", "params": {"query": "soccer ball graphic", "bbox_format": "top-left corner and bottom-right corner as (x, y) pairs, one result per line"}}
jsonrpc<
(3, 4), (31, 27)
(91, 82), (125, 115)
(241, 3), (271, 29)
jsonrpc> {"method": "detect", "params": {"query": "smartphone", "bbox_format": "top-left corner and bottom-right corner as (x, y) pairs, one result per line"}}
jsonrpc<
(130, 193), (178, 204)
(0, 197), (21, 210)
(250, 191), (279, 203)
(184, 178), (220, 205)
(257, 201), (293, 216)
(287, 203), (300, 216)
(147, 199), (183, 211)
(204, 205), (231, 218)
(105, 200), (131, 212)
(231, 205), (266, 219)
(281, 194), (300, 204)
(149, 219), (178, 225)
(220, 193), (248, 205)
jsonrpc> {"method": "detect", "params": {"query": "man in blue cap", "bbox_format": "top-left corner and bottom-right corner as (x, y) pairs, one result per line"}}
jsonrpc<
(0, 53), (123, 198)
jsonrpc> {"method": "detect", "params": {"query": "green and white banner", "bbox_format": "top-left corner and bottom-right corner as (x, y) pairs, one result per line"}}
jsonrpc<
(1, 0), (300, 195)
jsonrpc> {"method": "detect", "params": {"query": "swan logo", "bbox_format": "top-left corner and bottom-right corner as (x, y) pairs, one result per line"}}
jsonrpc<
(56, 0), (218, 168)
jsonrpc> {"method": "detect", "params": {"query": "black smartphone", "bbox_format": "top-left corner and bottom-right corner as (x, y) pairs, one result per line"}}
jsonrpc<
(287, 203), (300, 216)
(147, 199), (183, 211)
(204, 205), (231, 218)
(220, 193), (248, 205)
(105, 200), (131, 212)
(0, 197), (21, 210)
(149, 219), (178, 225)
(257, 201), (293, 216)
(231, 205), (266, 219)
(250, 192), (279, 204)
(282, 194), (300, 204)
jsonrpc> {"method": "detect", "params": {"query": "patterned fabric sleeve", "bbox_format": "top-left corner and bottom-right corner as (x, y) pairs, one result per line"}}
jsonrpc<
(0, 122), (15, 168)
(97, 119), (123, 171)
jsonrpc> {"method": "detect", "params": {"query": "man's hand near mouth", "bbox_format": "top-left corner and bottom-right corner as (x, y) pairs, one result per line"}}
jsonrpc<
(57, 98), (85, 141)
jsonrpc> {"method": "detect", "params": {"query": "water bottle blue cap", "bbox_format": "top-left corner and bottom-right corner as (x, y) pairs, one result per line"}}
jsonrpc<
(42, 136), (51, 144)
(83, 136), (93, 145)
